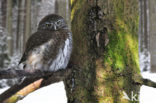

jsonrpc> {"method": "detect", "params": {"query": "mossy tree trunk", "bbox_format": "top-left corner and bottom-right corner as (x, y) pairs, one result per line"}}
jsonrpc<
(64, 0), (140, 103)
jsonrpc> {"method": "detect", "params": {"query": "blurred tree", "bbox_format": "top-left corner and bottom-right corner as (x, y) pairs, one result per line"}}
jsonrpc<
(16, 0), (22, 51)
(6, 0), (13, 56)
(24, 0), (31, 48)
(1, 0), (6, 28)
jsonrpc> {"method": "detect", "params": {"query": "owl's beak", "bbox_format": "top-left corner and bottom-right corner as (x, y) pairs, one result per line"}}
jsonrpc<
(54, 25), (57, 30)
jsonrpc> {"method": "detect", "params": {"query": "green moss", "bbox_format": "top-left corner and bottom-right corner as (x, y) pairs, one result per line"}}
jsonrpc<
(95, 0), (140, 103)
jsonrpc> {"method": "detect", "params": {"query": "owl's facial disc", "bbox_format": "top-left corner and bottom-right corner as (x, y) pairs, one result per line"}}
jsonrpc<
(37, 14), (67, 31)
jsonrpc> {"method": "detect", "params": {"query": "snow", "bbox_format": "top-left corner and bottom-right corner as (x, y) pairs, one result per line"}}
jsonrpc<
(18, 81), (67, 103)
(0, 87), (9, 94)
(141, 72), (156, 81)
(140, 72), (156, 103)
(140, 85), (156, 103)
(0, 82), (67, 103)
(139, 50), (151, 71)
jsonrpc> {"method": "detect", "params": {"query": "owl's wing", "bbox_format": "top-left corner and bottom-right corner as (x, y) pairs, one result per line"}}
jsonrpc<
(19, 30), (68, 65)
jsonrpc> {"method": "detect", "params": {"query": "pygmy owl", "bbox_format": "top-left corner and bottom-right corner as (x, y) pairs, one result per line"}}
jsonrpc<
(19, 14), (72, 72)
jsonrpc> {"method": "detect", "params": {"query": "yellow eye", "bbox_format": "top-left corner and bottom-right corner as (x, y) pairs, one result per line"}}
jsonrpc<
(46, 23), (51, 27)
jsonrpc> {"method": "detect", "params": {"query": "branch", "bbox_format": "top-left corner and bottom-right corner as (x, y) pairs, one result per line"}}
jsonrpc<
(132, 74), (156, 88)
(141, 78), (156, 88)
(0, 69), (71, 102)
(0, 69), (54, 79)
(0, 77), (41, 103)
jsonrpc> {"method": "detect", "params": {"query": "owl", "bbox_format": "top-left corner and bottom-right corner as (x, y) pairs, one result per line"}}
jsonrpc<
(19, 14), (72, 72)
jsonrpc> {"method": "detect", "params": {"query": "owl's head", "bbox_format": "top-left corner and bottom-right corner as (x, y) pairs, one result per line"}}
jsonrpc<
(37, 14), (67, 31)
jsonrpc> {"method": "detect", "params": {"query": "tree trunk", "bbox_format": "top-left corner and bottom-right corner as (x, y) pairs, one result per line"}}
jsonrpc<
(64, 0), (140, 103)
(6, 0), (13, 56)
(1, 0), (6, 28)
(54, 0), (71, 28)
(16, 0), (22, 51)
(0, 0), (7, 68)
(24, 0), (31, 49)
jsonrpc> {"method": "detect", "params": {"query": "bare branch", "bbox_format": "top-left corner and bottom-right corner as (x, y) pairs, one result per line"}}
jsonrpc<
(142, 78), (156, 88)
(0, 69), (53, 79)
(0, 77), (41, 103)
(132, 74), (156, 88)
(0, 69), (71, 102)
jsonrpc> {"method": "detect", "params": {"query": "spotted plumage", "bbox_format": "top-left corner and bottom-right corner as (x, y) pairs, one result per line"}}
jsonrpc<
(19, 14), (72, 72)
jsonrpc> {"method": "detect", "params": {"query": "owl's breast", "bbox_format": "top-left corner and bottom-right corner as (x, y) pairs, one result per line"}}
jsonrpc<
(25, 34), (72, 72)
(26, 51), (43, 71)
(49, 35), (72, 71)
(25, 39), (54, 71)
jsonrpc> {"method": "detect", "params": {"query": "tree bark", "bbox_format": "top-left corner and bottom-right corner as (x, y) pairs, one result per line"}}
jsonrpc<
(64, 0), (140, 103)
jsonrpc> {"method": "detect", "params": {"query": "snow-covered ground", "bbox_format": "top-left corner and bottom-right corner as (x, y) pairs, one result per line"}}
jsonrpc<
(140, 72), (156, 103)
(0, 82), (67, 103)
(18, 81), (67, 103)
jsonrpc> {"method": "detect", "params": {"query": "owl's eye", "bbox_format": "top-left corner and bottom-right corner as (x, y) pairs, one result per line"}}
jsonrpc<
(56, 20), (62, 26)
(46, 23), (51, 27)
